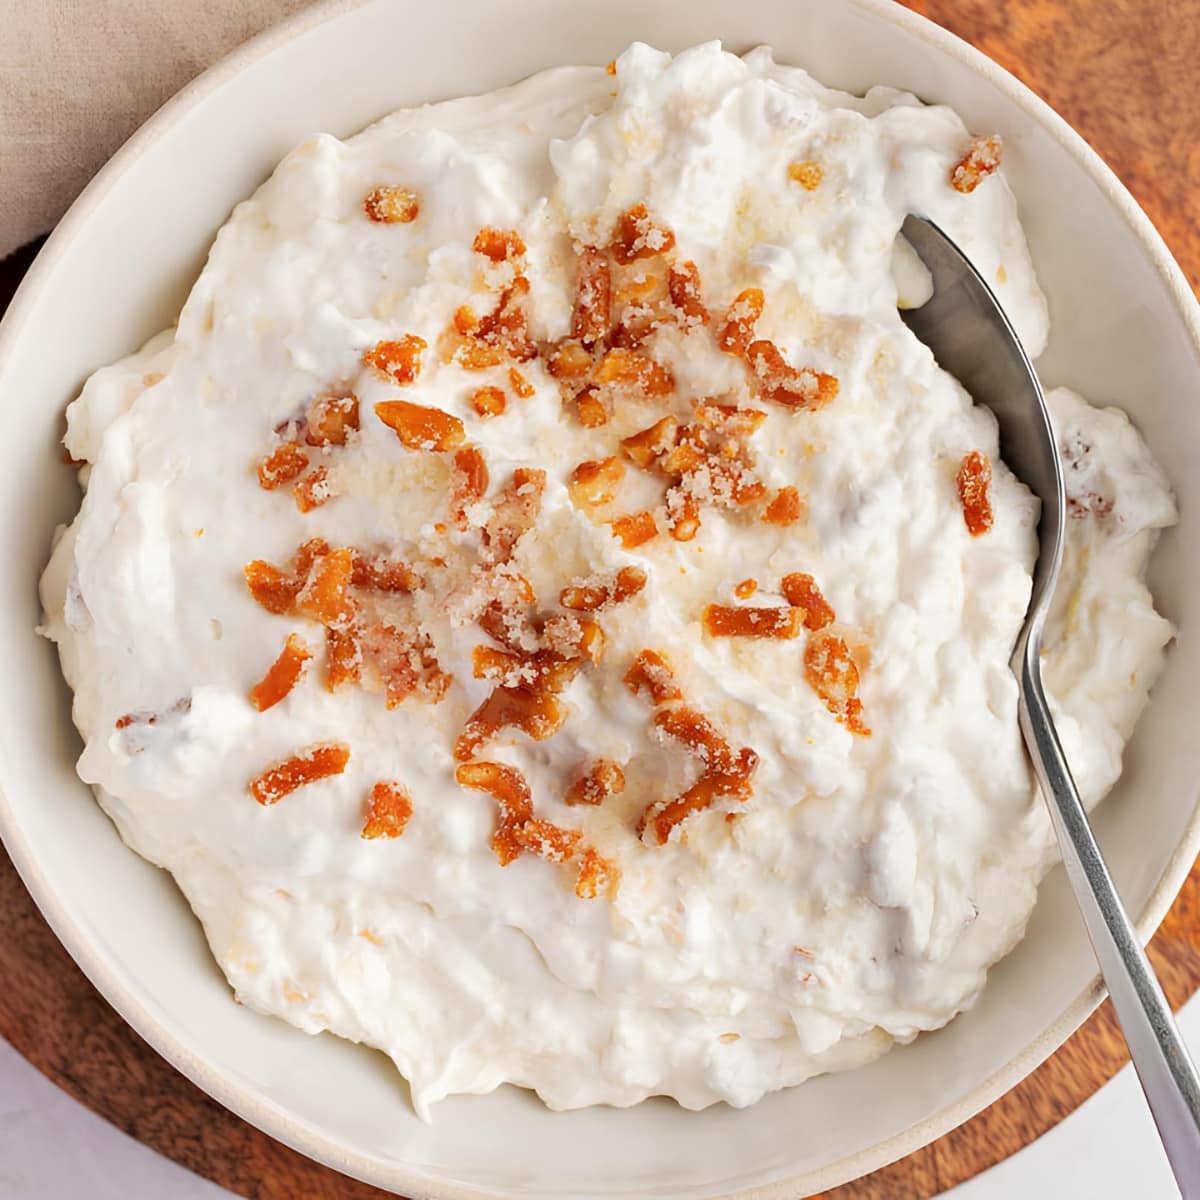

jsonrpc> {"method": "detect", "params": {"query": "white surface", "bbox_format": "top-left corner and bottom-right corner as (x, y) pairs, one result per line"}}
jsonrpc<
(1, 1), (1199, 1197)
(3, 997), (1195, 1199)
(0, 1037), (230, 1200)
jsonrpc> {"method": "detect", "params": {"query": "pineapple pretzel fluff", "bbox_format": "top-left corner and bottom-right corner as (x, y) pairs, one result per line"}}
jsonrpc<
(41, 43), (1176, 1117)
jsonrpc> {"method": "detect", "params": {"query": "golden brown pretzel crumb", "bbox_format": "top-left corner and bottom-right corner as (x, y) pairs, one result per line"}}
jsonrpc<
(623, 649), (682, 705)
(610, 509), (658, 548)
(560, 565), (647, 612)
(305, 391), (360, 446)
(716, 288), (765, 357)
(257, 442), (309, 490)
(363, 336), (427, 385)
(293, 465), (334, 512)
(565, 759), (626, 806)
(703, 604), (802, 639)
(568, 456), (625, 510)
(375, 399), (465, 451)
(249, 633), (312, 711)
(805, 630), (870, 735)
(780, 572), (836, 630)
(763, 486), (804, 526)
(250, 742), (350, 806)
(363, 185), (419, 224)
(362, 781), (413, 839)
(957, 450), (994, 536)
(746, 339), (839, 410)
(951, 135), (1003, 194)
(610, 203), (676, 264)
(473, 227), (526, 263)
(470, 386), (507, 418)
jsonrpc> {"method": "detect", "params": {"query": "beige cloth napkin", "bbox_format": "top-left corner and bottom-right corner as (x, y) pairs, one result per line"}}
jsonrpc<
(0, 0), (315, 260)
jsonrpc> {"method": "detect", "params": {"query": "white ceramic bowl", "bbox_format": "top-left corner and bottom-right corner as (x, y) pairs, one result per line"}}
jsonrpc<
(2, 2), (1198, 1196)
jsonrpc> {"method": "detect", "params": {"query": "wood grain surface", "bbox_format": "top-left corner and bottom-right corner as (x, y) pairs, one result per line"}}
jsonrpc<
(2, 1), (1198, 1197)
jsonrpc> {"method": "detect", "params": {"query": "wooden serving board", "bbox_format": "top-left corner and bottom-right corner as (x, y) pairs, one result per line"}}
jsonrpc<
(1, 1), (1197, 1196)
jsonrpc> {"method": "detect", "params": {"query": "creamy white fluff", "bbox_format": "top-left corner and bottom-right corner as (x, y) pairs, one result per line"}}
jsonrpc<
(39, 42), (1175, 1117)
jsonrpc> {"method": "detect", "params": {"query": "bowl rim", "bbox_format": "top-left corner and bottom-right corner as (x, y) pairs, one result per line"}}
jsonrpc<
(2, 1), (1199, 1196)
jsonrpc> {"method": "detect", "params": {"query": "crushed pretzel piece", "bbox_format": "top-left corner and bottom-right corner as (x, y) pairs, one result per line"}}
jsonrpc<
(716, 288), (765, 357)
(624, 649), (682, 705)
(542, 613), (605, 664)
(473, 227), (526, 263)
(655, 705), (740, 771)
(575, 847), (618, 899)
(610, 203), (676, 264)
(244, 538), (332, 615)
(449, 445), (489, 528)
(472, 645), (580, 690)
(360, 620), (451, 709)
(455, 762), (583, 873)
(805, 629), (870, 735)
(957, 450), (994, 536)
(482, 467), (546, 563)
(692, 400), (768, 437)
(574, 386), (610, 428)
(294, 465), (334, 513)
(639, 749), (758, 845)
(454, 761), (534, 865)
(951, 134), (1003, 194)
(295, 546), (355, 626)
(565, 759), (626, 806)
(703, 604), (801, 639)
(362, 780), (413, 839)
(594, 347), (674, 396)
(667, 260), (709, 327)
(546, 337), (594, 379)
(560, 565), (647, 612)
(613, 271), (661, 306)
(763, 486), (804, 526)
(351, 552), (419, 593)
(515, 818), (582, 863)
(571, 245), (612, 347)
(375, 399), (465, 451)
(473, 276), (536, 362)
(734, 579), (758, 600)
(305, 390), (360, 446)
(363, 335), (427, 386)
(781, 572), (836, 630)
(455, 684), (568, 761)
(250, 742), (350, 806)
(508, 367), (535, 399)
(788, 160), (823, 191)
(610, 509), (658, 548)
(294, 537), (331, 578)
(257, 442), (309, 490)
(605, 59), (617, 75)
(249, 633), (312, 711)
(444, 335), (508, 371)
(470, 385), (506, 419)
(363, 185), (419, 224)
(621, 416), (679, 468)
(664, 485), (701, 541)
(326, 623), (362, 691)
(747, 339), (839, 410)
(245, 560), (301, 614)
(568, 455), (625, 510)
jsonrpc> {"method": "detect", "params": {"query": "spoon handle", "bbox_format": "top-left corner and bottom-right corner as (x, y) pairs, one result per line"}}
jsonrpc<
(1020, 646), (1200, 1194)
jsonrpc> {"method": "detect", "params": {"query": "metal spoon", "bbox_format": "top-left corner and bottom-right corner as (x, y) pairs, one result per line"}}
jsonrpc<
(900, 213), (1200, 1194)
